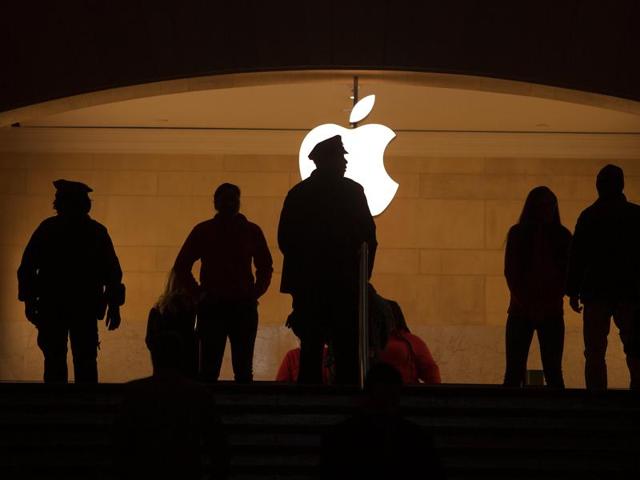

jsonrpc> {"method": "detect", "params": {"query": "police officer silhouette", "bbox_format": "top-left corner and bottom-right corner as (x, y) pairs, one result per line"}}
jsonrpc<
(18, 179), (125, 383)
(278, 135), (377, 384)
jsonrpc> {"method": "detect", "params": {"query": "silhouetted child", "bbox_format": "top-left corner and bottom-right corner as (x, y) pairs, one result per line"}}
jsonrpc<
(146, 268), (199, 378)
(504, 186), (571, 388)
(113, 330), (229, 480)
(320, 363), (445, 479)
(377, 301), (441, 384)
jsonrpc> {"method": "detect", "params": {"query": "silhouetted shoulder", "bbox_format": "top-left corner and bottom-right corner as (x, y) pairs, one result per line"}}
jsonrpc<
(288, 175), (364, 194)
(90, 218), (107, 229)
(506, 223), (522, 239)
(192, 218), (216, 232)
(89, 218), (111, 235)
(577, 201), (599, 219)
(37, 215), (62, 229)
(246, 219), (265, 235)
(627, 201), (640, 216)
(342, 176), (366, 191)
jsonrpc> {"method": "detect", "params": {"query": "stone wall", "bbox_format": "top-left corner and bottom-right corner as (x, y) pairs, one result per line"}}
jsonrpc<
(0, 129), (637, 387)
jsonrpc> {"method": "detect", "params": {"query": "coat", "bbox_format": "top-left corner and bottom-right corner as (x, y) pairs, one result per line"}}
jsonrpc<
(174, 213), (273, 302)
(278, 170), (377, 296)
(17, 214), (123, 316)
(567, 194), (640, 302)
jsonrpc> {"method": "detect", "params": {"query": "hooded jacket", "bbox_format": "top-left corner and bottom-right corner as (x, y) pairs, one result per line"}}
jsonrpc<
(174, 213), (273, 301)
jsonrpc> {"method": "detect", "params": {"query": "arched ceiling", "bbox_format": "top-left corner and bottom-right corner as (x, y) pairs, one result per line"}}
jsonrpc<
(3, 1), (640, 115)
(19, 78), (640, 133)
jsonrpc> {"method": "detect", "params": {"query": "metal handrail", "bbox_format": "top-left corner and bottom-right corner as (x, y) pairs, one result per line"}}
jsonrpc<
(358, 241), (369, 389)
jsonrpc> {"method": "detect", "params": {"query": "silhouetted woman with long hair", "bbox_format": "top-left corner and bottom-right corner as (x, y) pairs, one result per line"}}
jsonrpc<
(503, 186), (572, 387)
(146, 268), (199, 378)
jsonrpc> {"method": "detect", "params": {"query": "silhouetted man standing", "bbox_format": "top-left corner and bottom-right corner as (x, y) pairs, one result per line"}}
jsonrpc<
(278, 135), (377, 384)
(174, 183), (272, 383)
(567, 165), (640, 390)
(18, 179), (124, 383)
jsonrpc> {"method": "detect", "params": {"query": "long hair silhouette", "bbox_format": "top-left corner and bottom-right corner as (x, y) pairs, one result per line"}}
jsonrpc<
(519, 186), (561, 226)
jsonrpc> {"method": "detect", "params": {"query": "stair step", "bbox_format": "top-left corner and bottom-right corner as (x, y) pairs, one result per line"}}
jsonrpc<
(0, 382), (638, 480)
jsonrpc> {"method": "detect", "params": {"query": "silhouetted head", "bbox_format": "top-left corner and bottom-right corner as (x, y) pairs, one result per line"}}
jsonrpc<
(156, 268), (197, 315)
(149, 330), (184, 373)
(519, 186), (560, 225)
(388, 300), (411, 334)
(363, 363), (403, 413)
(52, 179), (92, 216)
(596, 164), (624, 199)
(214, 183), (241, 216)
(308, 135), (348, 176)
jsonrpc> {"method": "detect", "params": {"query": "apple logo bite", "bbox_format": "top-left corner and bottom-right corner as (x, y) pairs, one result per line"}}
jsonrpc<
(299, 94), (398, 216)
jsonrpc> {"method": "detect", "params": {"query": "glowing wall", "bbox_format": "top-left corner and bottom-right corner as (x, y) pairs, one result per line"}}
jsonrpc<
(0, 131), (636, 386)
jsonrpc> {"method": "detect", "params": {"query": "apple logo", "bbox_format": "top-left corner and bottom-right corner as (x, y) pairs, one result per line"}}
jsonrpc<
(299, 95), (398, 216)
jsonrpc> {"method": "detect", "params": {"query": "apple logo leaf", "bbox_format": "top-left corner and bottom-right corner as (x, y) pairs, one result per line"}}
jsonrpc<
(299, 92), (398, 216)
(349, 95), (376, 124)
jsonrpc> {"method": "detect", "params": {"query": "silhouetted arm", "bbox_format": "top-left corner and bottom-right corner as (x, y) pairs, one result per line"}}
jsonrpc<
(354, 185), (377, 277)
(277, 192), (303, 294)
(277, 193), (295, 255)
(95, 226), (124, 330)
(365, 212), (377, 279)
(174, 226), (202, 292)
(558, 227), (573, 296)
(504, 226), (525, 305)
(566, 214), (587, 299)
(17, 224), (44, 303)
(145, 307), (160, 351)
(411, 334), (441, 384)
(101, 227), (124, 305)
(17, 224), (46, 325)
(252, 226), (273, 299)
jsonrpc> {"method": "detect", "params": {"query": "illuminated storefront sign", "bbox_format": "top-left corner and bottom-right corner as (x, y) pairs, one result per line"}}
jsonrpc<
(298, 95), (398, 216)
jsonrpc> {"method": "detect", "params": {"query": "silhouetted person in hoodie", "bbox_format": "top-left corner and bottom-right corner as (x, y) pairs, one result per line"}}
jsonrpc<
(17, 179), (124, 383)
(320, 363), (445, 480)
(174, 183), (272, 383)
(567, 165), (640, 390)
(278, 135), (377, 385)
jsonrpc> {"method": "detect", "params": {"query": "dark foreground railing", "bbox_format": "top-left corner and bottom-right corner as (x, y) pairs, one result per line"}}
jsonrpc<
(358, 241), (370, 389)
(0, 382), (639, 480)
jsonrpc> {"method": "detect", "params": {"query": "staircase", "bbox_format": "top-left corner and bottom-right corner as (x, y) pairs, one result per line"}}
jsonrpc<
(0, 382), (638, 479)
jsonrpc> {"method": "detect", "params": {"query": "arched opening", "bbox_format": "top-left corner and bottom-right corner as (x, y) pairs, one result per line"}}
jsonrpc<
(2, 70), (640, 385)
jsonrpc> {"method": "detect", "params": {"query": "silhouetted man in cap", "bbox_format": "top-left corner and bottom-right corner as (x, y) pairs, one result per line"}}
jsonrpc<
(18, 179), (124, 383)
(174, 183), (273, 383)
(278, 135), (377, 384)
(567, 165), (640, 390)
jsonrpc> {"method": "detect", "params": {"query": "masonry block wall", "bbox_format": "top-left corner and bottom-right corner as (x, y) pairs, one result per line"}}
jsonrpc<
(0, 146), (635, 386)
